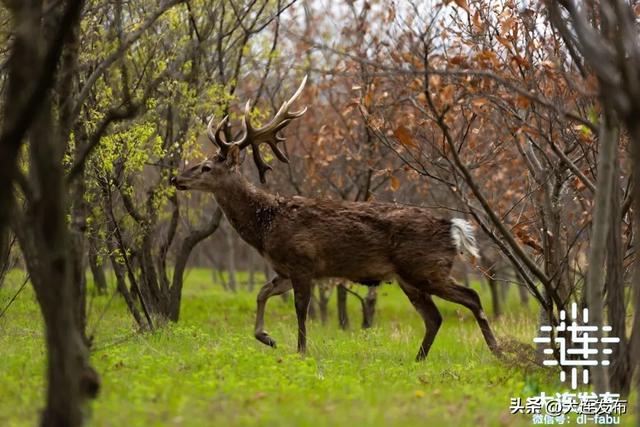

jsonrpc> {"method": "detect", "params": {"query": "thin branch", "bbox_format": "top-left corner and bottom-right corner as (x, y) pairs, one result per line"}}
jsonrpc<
(0, 273), (29, 320)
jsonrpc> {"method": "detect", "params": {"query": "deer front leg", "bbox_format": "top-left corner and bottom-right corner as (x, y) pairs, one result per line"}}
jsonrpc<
(254, 275), (292, 348)
(292, 276), (312, 354)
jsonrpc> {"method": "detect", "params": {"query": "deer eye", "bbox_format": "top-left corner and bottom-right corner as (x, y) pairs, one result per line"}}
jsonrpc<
(201, 164), (212, 172)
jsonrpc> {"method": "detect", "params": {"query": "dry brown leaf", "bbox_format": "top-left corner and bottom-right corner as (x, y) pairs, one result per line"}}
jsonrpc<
(515, 95), (531, 109)
(363, 91), (373, 108)
(441, 84), (456, 105)
(495, 34), (511, 48)
(453, 0), (469, 13)
(394, 126), (415, 148)
(471, 97), (489, 107)
(449, 55), (467, 66)
(428, 74), (441, 88)
(472, 11), (484, 32)
(390, 175), (401, 191)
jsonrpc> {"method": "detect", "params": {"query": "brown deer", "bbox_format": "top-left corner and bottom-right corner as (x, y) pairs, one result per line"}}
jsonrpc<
(172, 77), (501, 361)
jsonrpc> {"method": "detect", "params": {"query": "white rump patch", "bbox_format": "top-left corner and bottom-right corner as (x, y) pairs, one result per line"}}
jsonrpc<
(450, 218), (480, 260)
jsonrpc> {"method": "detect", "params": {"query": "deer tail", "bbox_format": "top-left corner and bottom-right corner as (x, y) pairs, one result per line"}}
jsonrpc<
(450, 218), (480, 262)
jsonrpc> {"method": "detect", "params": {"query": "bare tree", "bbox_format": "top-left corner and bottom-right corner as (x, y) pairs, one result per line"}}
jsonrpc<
(547, 0), (640, 397)
(1, 2), (99, 424)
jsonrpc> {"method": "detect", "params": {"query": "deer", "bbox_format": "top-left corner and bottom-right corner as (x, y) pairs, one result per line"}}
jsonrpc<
(171, 76), (501, 361)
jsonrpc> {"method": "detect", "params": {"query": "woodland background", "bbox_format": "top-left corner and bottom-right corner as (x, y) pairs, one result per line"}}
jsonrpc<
(0, 0), (639, 426)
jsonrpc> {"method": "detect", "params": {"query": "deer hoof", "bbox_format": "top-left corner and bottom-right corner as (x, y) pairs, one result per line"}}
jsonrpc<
(255, 331), (277, 348)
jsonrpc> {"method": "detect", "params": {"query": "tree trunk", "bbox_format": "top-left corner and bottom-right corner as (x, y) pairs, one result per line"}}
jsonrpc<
(0, 231), (13, 288)
(18, 222), (96, 427)
(225, 223), (237, 292)
(628, 122), (640, 417)
(103, 183), (154, 330)
(12, 6), (97, 418)
(263, 261), (272, 285)
(37, 279), (93, 427)
(138, 236), (164, 314)
(247, 248), (256, 292)
(88, 235), (108, 294)
(214, 264), (229, 290)
(605, 151), (630, 395)
(318, 282), (330, 325)
(515, 271), (530, 307)
(362, 287), (377, 329)
(499, 280), (509, 306)
(169, 208), (222, 321)
(308, 284), (318, 320)
(586, 113), (618, 393)
(70, 171), (90, 345)
(158, 194), (179, 300)
(535, 290), (552, 363)
(107, 235), (145, 329)
(517, 283), (529, 306)
(70, 228), (89, 344)
(461, 263), (470, 287)
(487, 274), (502, 318)
(337, 283), (349, 330)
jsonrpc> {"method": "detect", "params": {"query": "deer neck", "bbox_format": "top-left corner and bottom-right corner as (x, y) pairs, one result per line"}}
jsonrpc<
(210, 174), (278, 253)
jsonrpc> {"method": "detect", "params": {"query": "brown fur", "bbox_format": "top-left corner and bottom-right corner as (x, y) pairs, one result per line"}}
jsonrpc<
(174, 146), (500, 361)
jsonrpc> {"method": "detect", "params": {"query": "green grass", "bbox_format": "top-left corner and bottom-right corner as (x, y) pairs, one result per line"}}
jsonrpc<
(0, 269), (636, 426)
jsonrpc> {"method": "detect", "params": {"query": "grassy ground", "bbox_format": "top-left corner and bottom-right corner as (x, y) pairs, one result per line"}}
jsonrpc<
(0, 269), (636, 426)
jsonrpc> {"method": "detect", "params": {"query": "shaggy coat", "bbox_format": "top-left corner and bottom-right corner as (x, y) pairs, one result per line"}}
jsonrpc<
(173, 148), (500, 360)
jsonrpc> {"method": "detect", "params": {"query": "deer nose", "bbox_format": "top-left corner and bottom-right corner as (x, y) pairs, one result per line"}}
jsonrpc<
(170, 176), (177, 186)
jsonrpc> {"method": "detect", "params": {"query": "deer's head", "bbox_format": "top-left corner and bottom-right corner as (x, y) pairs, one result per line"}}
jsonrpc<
(171, 77), (308, 192)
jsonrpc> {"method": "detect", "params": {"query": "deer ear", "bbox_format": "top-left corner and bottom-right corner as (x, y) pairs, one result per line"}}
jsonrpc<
(225, 145), (241, 167)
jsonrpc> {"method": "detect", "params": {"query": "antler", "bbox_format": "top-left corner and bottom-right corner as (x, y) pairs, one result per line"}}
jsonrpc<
(207, 114), (233, 156)
(205, 76), (308, 183)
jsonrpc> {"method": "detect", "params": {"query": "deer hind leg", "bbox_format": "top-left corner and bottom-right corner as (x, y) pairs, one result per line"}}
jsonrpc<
(292, 276), (312, 354)
(254, 275), (292, 348)
(433, 278), (501, 356)
(399, 281), (442, 362)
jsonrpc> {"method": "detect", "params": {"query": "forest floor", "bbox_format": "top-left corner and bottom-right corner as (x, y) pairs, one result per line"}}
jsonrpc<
(0, 269), (636, 426)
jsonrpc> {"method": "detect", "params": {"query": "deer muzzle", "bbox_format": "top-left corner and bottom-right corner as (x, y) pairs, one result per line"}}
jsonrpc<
(170, 176), (188, 191)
